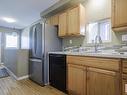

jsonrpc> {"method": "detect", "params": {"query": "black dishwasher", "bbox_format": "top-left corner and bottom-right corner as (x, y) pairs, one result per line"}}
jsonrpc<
(49, 54), (66, 93)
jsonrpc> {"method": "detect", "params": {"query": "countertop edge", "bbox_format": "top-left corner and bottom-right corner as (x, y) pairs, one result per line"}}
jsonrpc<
(48, 52), (127, 59)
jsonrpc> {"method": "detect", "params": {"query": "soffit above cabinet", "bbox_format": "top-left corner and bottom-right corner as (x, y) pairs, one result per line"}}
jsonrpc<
(40, 0), (87, 18)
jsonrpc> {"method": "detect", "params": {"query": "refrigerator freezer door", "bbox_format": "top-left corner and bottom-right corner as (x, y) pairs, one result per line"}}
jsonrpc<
(29, 59), (44, 86)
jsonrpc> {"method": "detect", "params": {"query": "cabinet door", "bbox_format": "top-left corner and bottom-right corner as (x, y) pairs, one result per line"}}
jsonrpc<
(68, 7), (79, 35)
(46, 15), (59, 25)
(87, 68), (120, 95)
(58, 12), (67, 37)
(67, 64), (86, 95)
(123, 79), (127, 95)
(112, 0), (127, 28)
(51, 14), (59, 25)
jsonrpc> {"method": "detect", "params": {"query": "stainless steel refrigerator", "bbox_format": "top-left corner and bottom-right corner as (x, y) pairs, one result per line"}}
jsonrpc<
(29, 22), (62, 86)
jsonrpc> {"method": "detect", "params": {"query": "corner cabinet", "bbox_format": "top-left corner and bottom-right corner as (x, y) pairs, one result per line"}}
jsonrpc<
(46, 14), (59, 26)
(112, 0), (127, 31)
(58, 4), (86, 37)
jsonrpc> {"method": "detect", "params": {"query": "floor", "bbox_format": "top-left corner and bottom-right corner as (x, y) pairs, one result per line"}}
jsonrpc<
(0, 77), (66, 95)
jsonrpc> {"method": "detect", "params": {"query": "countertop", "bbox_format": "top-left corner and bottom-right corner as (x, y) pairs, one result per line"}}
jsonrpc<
(49, 51), (127, 59)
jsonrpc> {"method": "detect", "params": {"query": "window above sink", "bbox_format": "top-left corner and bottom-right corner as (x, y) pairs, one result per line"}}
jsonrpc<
(86, 19), (111, 43)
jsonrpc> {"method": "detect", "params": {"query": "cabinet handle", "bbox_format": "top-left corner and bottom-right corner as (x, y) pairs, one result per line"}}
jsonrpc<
(125, 84), (127, 93)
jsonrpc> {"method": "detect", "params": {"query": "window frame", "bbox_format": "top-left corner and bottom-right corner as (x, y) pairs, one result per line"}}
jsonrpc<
(5, 32), (19, 49)
(86, 19), (112, 44)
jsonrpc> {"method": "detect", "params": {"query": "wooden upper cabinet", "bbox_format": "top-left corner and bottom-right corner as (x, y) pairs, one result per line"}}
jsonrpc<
(58, 12), (67, 37)
(46, 14), (59, 26)
(112, 0), (127, 31)
(58, 4), (86, 37)
(68, 4), (86, 36)
(67, 64), (86, 95)
(87, 68), (120, 95)
(68, 7), (79, 35)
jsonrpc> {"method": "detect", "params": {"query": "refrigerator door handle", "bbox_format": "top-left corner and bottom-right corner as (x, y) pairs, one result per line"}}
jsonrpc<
(29, 59), (42, 62)
(35, 28), (37, 55)
(33, 26), (36, 56)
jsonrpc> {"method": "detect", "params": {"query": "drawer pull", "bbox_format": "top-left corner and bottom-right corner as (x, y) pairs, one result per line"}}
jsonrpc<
(125, 84), (127, 93)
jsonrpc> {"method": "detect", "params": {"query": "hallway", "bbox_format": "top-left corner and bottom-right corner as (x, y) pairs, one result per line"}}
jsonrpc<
(0, 77), (66, 95)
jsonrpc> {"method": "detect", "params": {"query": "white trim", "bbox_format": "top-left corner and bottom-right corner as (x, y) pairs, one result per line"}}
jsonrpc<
(17, 75), (29, 80)
(4, 66), (29, 80)
(44, 82), (50, 86)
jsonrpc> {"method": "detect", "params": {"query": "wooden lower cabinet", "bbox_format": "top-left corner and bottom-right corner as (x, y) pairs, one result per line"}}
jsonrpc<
(87, 68), (120, 95)
(67, 56), (121, 95)
(67, 64), (86, 95)
(122, 74), (127, 95)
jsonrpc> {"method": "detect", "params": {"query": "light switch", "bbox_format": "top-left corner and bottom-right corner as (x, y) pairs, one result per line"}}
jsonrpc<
(122, 34), (127, 41)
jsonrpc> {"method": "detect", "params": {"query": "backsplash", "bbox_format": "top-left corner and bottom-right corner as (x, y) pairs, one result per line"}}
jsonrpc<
(62, 31), (127, 48)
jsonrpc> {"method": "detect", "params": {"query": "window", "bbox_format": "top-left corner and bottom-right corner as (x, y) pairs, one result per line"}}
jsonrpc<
(5, 32), (18, 48)
(87, 19), (111, 43)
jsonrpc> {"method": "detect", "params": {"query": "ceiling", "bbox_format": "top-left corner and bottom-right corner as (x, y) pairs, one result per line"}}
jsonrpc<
(0, 0), (60, 29)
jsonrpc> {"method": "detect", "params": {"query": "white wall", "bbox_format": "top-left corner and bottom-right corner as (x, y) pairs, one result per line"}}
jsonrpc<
(21, 20), (41, 49)
(85, 0), (111, 23)
(21, 27), (30, 49)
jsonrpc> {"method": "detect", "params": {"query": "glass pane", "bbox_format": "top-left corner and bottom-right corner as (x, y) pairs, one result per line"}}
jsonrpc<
(5, 32), (18, 48)
(87, 22), (98, 43)
(100, 20), (111, 42)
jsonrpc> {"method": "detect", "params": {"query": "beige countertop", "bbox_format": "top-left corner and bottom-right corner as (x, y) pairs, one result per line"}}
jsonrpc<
(49, 51), (127, 59)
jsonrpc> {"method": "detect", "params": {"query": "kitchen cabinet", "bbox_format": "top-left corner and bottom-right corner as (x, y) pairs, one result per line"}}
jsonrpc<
(122, 78), (127, 95)
(67, 56), (121, 95)
(122, 60), (127, 95)
(112, 0), (127, 31)
(67, 64), (86, 95)
(87, 67), (120, 95)
(58, 12), (67, 37)
(68, 4), (85, 36)
(67, 6), (79, 35)
(46, 14), (59, 25)
(58, 4), (86, 37)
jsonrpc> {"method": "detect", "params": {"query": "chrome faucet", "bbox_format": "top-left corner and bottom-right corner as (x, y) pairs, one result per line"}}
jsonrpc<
(94, 35), (102, 52)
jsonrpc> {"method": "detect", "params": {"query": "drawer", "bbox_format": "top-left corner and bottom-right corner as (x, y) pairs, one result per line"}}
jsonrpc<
(67, 56), (121, 71)
(123, 60), (127, 74)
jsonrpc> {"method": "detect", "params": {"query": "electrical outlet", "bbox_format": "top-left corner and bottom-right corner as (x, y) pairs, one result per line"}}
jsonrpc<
(69, 40), (72, 44)
(122, 34), (127, 41)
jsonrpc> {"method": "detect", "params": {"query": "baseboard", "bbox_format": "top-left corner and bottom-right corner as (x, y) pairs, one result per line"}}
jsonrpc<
(4, 66), (29, 80)
(17, 75), (29, 80)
